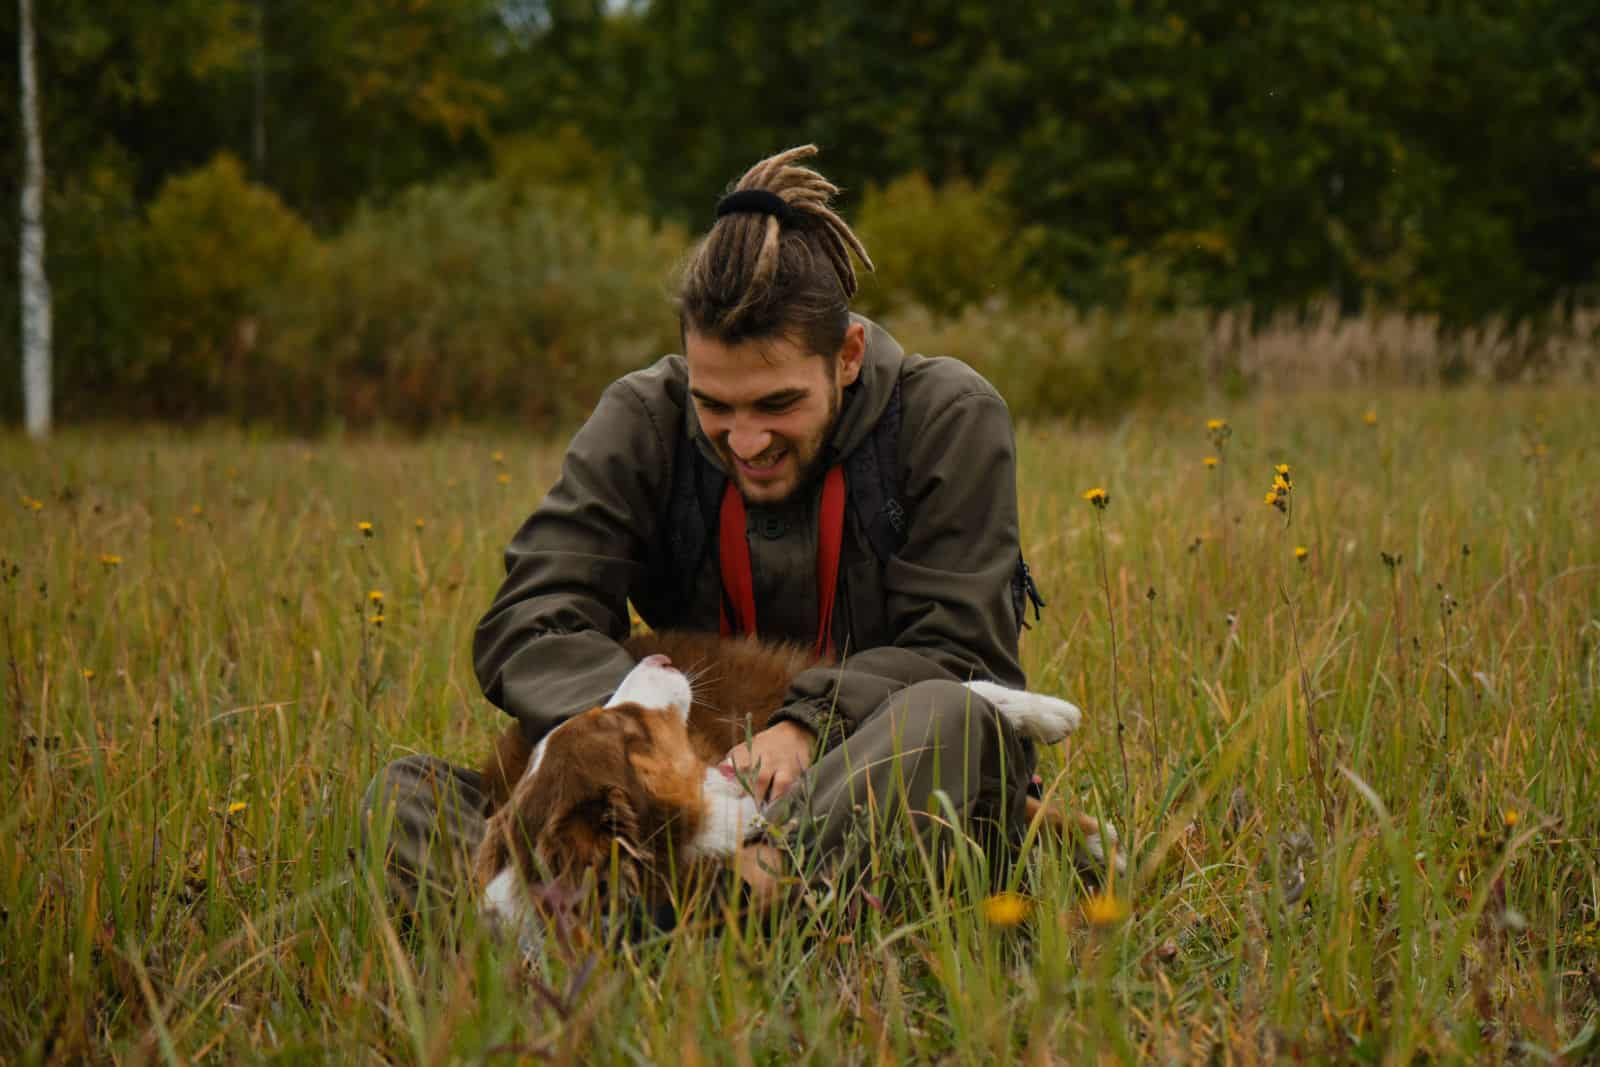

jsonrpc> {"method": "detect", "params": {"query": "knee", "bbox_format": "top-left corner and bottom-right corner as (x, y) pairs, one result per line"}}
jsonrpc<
(888, 680), (1006, 748)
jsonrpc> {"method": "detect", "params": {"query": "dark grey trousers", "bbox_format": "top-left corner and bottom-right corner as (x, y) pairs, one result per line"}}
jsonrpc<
(361, 679), (1034, 912)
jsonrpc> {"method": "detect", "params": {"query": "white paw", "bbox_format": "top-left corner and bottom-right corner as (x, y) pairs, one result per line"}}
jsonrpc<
(482, 868), (545, 959)
(964, 680), (1082, 742)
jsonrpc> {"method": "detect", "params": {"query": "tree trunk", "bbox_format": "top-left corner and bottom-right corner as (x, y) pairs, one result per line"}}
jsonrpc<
(19, 0), (52, 438)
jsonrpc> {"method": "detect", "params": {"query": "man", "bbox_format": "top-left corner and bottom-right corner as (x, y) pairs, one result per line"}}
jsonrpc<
(365, 145), (1046, 911)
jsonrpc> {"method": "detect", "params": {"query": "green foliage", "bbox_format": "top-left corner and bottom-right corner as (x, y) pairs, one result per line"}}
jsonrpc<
(853, 171), (1038, 320)
(888, 289), (1205, 423)
(266, 177), (686, 429)
(137, 154), (319, 418)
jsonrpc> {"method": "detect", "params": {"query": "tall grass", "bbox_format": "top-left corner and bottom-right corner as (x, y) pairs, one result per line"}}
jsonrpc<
(2, 386), (1597, 1063)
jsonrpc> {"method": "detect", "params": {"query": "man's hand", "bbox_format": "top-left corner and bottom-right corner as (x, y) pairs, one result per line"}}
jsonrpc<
(720, 720), (815, 805)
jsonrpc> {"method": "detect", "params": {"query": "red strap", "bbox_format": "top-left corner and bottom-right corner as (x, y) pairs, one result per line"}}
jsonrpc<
(813, 466), (845, 659)
(718, 466), (846, 660)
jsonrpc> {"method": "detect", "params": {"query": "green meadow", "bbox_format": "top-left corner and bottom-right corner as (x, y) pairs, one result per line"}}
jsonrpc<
(3, 386), (1597, 1063)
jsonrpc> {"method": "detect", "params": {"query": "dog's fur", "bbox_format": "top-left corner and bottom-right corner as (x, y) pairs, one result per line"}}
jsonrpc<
(474, 631), (1110, 940)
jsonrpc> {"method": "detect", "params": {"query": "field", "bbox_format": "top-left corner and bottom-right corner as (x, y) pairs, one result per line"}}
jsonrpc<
(3, 386), (1598, 1064)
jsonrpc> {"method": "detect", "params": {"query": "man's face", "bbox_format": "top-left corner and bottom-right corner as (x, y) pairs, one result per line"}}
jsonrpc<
(685, 324), (865, 506)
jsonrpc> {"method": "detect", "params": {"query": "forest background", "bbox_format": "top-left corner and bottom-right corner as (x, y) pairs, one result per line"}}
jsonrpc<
(2, 0), (1598, 430)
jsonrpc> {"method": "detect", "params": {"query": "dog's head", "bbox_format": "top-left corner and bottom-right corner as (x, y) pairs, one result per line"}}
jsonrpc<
(477, 656), (710, 910)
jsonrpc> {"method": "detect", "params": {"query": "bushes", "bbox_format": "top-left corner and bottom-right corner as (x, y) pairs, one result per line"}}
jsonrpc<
(137, 154), (320, 417)
(851, 171), (1038, 320)
(266, 176), (687, 429)
(885, 297), (1207, 423)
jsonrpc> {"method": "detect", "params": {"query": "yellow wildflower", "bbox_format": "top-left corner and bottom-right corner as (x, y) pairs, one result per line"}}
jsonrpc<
(100, 554), (123, 568)
(1206, 418), (1227, 432)
(83, 669), (95, 681)
(1081, 487), (1110, 509)
(496, 473), (511, 486)
(368, 590), (384, 603)
(192, 504), (203, 516)
(415, 518), (426, 531)
(1083, 891), (1130, 927)
(1294, 546), (1309, 562)
(1273, 473), (1291, 493)
(1503, 809), (1519, 828)
(358, 521), (374, 537)
(227, 801), (248, 816)
(492, 450), (505, 464)
(1203, 456), (1219, 469)
(1363, 410), (1378, 427)
(983, 892), (1030, 927)
(370, 612), (385, 627)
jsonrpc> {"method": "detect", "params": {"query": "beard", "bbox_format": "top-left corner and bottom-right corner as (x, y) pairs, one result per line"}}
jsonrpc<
(721, 384), (841, 507)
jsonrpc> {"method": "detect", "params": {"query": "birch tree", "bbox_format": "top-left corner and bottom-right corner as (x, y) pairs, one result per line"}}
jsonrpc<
(19, 0), (52, 438)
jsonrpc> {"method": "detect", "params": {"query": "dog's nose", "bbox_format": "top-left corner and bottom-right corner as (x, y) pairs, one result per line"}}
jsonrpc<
(640, 653), (672, 669)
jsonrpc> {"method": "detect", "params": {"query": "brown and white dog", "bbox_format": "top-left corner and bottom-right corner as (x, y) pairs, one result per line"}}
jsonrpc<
(474, 631), (1111, 943)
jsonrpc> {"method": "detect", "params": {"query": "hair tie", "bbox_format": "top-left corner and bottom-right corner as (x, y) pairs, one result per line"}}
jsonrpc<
(715, 189), (793, 225)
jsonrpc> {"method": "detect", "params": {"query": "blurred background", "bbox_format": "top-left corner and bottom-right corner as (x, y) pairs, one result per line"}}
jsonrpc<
(3, 0), (1597, 431)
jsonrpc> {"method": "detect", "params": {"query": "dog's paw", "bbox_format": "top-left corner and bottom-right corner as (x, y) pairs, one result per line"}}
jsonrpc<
(965, 680), (1082, 742)
(1070, 812), (1127, 882)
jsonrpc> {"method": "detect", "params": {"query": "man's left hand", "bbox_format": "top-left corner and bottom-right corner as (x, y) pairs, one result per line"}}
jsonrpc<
(720, 720), (815, 805)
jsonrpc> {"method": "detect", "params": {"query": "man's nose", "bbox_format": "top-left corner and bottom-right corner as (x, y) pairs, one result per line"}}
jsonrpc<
(728, 417), (771, 460)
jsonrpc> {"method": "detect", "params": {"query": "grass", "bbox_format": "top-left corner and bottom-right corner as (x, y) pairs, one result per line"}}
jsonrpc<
(3, 385), (1598, 1063)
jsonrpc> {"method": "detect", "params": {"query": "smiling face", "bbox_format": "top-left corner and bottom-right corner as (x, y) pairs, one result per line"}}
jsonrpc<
(685, 324), (865, 506)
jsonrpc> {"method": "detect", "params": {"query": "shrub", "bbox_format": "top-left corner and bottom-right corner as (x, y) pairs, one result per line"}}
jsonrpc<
(851, 171), (1039, 320)
(266, 177), (687, 429)
(137, 154), (320, 418)
(883, 295), (1208, 422)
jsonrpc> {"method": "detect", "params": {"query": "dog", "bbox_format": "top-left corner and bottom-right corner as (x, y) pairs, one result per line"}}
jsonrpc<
(474, 631), (1114, 943)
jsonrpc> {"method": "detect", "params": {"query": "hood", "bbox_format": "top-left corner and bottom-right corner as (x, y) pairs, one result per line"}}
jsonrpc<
(685, 313), (905, 473)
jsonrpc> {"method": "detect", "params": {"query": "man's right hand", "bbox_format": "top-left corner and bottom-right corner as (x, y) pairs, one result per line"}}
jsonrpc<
(719, 719), (816, 805)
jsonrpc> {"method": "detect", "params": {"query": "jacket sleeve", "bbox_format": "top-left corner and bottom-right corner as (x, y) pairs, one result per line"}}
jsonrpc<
(771, 387), (1026, 748)
(473, 380), (668, 738)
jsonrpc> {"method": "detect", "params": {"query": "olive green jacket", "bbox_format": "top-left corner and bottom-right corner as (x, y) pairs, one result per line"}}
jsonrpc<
(474, 315), (1027, 748)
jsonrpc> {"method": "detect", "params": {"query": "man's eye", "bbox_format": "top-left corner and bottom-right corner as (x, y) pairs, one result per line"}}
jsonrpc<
(698, 400), (731, 415)
(758, 399), (797, 414)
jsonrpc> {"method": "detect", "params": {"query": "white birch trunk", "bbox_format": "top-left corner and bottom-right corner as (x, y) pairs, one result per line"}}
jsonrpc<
(19, 0), (53, 438)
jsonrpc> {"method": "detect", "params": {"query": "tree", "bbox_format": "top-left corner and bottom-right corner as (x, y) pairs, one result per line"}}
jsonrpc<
(18, 0), (51, 437)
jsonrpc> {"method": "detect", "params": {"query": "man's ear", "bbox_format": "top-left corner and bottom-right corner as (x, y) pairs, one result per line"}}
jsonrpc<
(836, 321), (866, 387)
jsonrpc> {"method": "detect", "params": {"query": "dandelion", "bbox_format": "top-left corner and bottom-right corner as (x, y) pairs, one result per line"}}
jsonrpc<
(1205, 417), (1232, 451)
(358, 521), (374, 537)
(415, 518), (426, 531)
(1264, 463), (1292, 513)
(20, 496), (44, 511)
(497, 473), (511, 486)
(1203, 456), (1219, 469)
(100, 554), (123, 568)
(492, 450), (506, 465)
(1503, 809), (1519, 829)
(82, 669), (95, 681)
(983, 892), (1030, 927)
(369, 612), (385, 627)
(1294, 546), (1309, 563)
(368, 590), (384, 604)
(227, 801), (248, 816)
(192, 504), (204, 516)
(1083, 891), (1130, 928)
(1363, 410), (1378, 427)
(1084, 484), (1129, 801)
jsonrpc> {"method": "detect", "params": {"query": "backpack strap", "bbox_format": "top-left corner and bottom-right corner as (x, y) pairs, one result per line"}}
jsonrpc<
(664, 431), (726, 607)
(843, 373), (907, 562)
